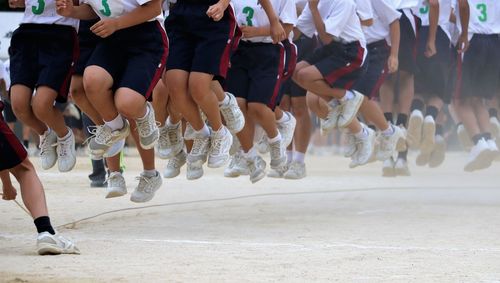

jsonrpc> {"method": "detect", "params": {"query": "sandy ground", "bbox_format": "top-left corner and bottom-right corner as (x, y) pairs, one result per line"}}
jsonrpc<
(0, 152), (499, 282)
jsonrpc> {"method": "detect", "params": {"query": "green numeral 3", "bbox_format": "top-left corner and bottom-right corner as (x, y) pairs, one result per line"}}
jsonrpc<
(242, 6), (254, 26)
(31, 0), (45, 15)
(100, 0), (112, 17)
(476, 3), (487, 22)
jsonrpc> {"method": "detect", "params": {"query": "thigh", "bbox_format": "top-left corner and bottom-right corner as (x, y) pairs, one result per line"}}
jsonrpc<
(9, 27), (38, 91)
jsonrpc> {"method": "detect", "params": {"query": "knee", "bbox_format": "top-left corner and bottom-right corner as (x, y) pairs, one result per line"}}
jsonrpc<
(31, 95), (54, 120)
(115, 91), (146, 118)
(292, 103), (308, 118)
(83, 69), (112, 96)
(11, 100), (31, 118)
(10, 159), (34, 179)
(294, 68), (310, 87)
(247, 103), (266, 118)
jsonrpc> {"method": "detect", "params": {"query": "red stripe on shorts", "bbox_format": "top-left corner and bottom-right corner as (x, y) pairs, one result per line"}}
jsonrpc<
(0, 114), (27, 164)
(324, 42), (365, 87)
(282, 39), (298, 82)
(59, 30), (80, 101)
(145, 21), (169, 101)
(268, 43), (286, 109)
(219, 6), (239, 78)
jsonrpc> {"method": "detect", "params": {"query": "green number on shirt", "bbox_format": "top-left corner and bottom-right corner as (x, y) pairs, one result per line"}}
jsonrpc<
(31, 0), (45, 15)
(242, 6), (254, 26)
(476, 3), (487, 22)
(419, 0), (429, 14)
(100, 0), (112, 17)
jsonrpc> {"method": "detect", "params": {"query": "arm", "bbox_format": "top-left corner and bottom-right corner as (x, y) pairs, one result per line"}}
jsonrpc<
(56, 0), (98, 20)
(90, 0), (162, 38)
(1, 170), (17, 201)
(206, 0), (230, 21)
(456, 0), (469, 53)
(360, 19), (373, 26)
(259, 0), (286, 43)
(425, 0), (439, 57)
(8, 0), (25, 8)
(309, 0), (333, 44)
(240, 23), (293, 39)
(387, 20), (400, 73)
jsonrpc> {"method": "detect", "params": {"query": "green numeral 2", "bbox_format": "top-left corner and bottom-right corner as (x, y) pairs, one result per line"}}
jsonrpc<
(242, 6), (254, 26)
(100, 0), (112, 17)
(477, 3), (487, 22)
(31, 0), (45, 15)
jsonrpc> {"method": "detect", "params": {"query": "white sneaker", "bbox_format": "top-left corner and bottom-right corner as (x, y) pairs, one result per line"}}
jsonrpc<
(420, 115), (436, 154)
(337, 90), (364, 128)
(278, 112), (296, 149)
(184, 123), (196, 140)
(37, 232), (80, 255)
(284, 161), (306, 179)
(187, 162), (204, 180)
(415, 151), (431, 166)
(269, 137), (286, 169)
(377, 125), (405, 161)
(350, 127), (375, 168)
(429, 135), (446, 168)
(224, 151), (249, 178)
(104, 138), (125, 158)
(344, 132), (356, 158)
(164, 150), (187, 178)
(57, 129), (76, 172)
(407, 109), (423, 150)
(135, 102), (159, 150)
(229, 133), (241, 156)
(220, 92), (245, 134)
(156, 122), (183, 159)
(267, 164), (288, 178)
(247, 155), (266, 183)
(394, 158), (411, 176)
(187, 133), (210, 166)
(130, 171), (162, 203)
(208, 126), (232, 168)
(382, 157), (396, 177)
(88, 120), (130, 159)
(105, 172), (127, 198)
(487, 139), (500, 158)
(322, 103), (340, 133)
(464, 138), (494, 172)
(490, 116), (500, 139)
(457, 124), (473, 151)
(256, 134), (270, 154)
(39, 129), (58, 170)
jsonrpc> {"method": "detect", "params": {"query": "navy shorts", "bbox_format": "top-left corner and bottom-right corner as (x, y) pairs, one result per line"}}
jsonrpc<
(165, 0), (240, 81)
(304, 41), (367, 90)
(74, 19), (100, 76)
(453, 34), (500, 100)
(415, 26), (453, 102)
(226, 41), (285, 110)
(86, 21), (168, 101)
(0, 102), (27, 171)
(353, 40), (390, 99)
(398, 11), (419, 74)
(281, 35), (316, 98)
(9, 24), (79, 103)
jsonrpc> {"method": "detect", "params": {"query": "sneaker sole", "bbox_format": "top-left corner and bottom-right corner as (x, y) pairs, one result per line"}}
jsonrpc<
(464, 150), (494, 172)
(106, 189), (127, 198)
(420, 122), (436, 154)
(337, 97), (363, 129)
(208, 156), (230, 168)
(284, 173), (306, 180)
(416, 152), (430, 166)
(37, 243), (64, 255)
(250, 171), (266, 184)
(407, 115), (423, 150)
(382, 167), (396, 177)
(164, 169), (181, 178)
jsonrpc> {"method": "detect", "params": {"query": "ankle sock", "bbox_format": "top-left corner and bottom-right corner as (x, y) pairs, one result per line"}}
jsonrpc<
(34, 216), (55, 235)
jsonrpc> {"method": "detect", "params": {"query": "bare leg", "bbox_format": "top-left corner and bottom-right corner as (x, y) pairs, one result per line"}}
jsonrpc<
(10, 85), (47, 135)
(31, 86), (69, 138)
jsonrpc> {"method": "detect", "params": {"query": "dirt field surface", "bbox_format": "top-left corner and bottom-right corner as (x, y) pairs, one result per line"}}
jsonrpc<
(1, 153), (499, 282)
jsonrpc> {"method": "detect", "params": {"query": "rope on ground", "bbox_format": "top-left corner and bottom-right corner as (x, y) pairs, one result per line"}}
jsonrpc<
(0, 192), (32, 217)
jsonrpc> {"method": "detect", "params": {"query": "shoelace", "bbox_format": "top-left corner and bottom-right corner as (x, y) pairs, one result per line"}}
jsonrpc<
(167, 155), (183, 168)
(211, 134), (224, 154)
(39, 135), (56, 155)
(220, 105), (237, 123)
(158, 127), (169, 147)
(105, 173), (123, 186)
(136, 115), (157, 138)
(191, 137), (208, 155)
(270, 141), (282, 159)
(57, 138), (72, 157)
(135, 175), (153, 193)
(167, 125), (181, 145)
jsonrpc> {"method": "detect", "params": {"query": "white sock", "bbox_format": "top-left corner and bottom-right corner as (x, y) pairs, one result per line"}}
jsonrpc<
(328, 99), (339, 108)
(142, 169), (157, 178)
(382, 125), (395, 137)
(195, 124), (211, 138)
(219, 93), (230, 106)
(243, 147), (257, 159)
(166, 117), (180, 127)
(40, 128), (51, 138)
(293, 152), (305, 164)
(268, 132), (282, 143)
(276, 112), (290, 124)
(340, 91), (354, 103)
(354, 127), (368, 139)
(104, 114), (124, 131)
(286, 150), (293, 163)
(138, 105), (150, 120)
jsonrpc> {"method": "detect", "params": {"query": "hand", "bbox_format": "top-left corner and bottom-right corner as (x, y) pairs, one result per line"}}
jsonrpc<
(56, 0), (74, 17)
(424, 40), (437, 58)
(91, 19), (119, 38)
(269, 20), (286, 44)
(207, 0), (229, 22)
(2, 184), (17, 201)
(8, 0), (24, 8)
(387, 54), (398, 74)
(456, 33), (469, 53)
(240, 26), (260, 39)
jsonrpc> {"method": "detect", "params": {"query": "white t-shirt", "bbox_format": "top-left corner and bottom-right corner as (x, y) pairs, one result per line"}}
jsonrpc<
(363, 0), (401, 45)
(83, 0), (164, 23)
(355, 0), (373, 21)
(162, 0), (176, 17)
(0, 60), (11, 90)
(453, 0), (500, 37)
(296, 0), (366, 48)
(414, 0), (453, 39)
(295, 0), (307, 11)
(398, 0), (419, 9)
(21, 0), (79, 28)
(233, 0), (297, 43)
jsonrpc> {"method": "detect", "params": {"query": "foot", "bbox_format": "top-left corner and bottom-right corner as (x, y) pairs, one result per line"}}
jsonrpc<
(224, 151), (249, 178)
(39, 129), (58, 170)
(57, 129), (76, 172)
(267, 164), (288, 178)
(88, 120), (130, 159)
(394, 158), (411, 176)
(420, 115), (436, 154)
(321, 102), (341, 133)
(277, 111), (297, 149)
(135, 102), (159, 150)
(220, 92), (245, 134)
(186, 162), (204, 180)
(105, 172), (127, 198)
(164, 150), (187, 178)
(37, 232), (80, 255)
(376, 125), (405, 161)
(256, 133), (270, 154)
(284, 161), (306, 180)
(407, 109), (423, 150)
(337, 90), (364, 128)
(156, 121), (183, 159)
(456, 124), (473, 151)
(187, 133), (210, 167)
(247, 155), (266, 184)
(415, 151), (431, 166)
(343, 132), (356, 158)
(429, 135), (446, 168)
(382, 157), (396, 177)
(464, 138), (494, 172)
(130, 171), (162, 203)
(350, 127), (375, 168)
(208, 126), (232, 168)
(269, 138), (286, 169)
